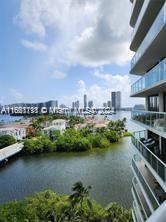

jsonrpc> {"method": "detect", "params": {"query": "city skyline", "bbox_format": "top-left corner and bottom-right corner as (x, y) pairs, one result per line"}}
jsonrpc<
(0, 0), (144, 107)
(2, 91), (135, 109)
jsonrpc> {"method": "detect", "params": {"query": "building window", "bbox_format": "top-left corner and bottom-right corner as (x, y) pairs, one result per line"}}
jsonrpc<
(148, 95), (159, 111)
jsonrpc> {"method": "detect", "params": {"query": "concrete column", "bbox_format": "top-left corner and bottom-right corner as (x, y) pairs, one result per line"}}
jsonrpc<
(145, 96), (149, 111)
(159, 92), (164, 112)
(159, 136), (162, 154)
(158, 92), (164, 155)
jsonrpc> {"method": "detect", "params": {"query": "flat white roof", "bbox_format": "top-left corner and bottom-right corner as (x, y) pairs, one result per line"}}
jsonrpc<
(52, 119), (66, 123)
(0, 127), (26, 131)
(42, 126), (61, 131)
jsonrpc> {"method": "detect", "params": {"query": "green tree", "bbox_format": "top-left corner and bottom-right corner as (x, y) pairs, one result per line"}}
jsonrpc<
(23, 136), (55, 154)
(104, 129), (119, 143)
(0, 135), (16, 149)
(56, 129), (91, 152)
(69, 116), (84, 128)
(0, 183), (133, 222)
(88, 133), (110, 148)
(69, 181), (92, 209)
(108, 119), (127, 136)
(106, 203), (132, 222)
(59, 182), (93, 222)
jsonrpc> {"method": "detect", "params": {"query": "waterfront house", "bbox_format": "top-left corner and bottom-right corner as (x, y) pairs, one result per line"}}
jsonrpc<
(42, 119), (67, 136)
(0, 127), (26, 140)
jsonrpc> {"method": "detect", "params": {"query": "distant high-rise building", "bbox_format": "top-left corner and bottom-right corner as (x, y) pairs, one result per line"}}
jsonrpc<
(107, 100), (111, 108)
(5, 100), (59, 113)
(103, 102), (107, 108)
(55, 100), (58, 108)
(75, 100), (79, 109)
(72, 100), (79, 109)
(111, 91), (121, 110)
(46, 100), (58, 108)
(59, 104), (67, 108)
(88, 100), (93, 108)
(83, 94), (87, 109)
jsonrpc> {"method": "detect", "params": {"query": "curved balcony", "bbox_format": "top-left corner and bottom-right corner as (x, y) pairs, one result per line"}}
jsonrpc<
(130, 0), (144, 28)
(131, 59), (166, 96)
(146, 201), (166, 222)
(132, 176), (153, 217)
(132, 156), (160, 210)
(131, 131), (166, 186)
(132, 209), (138, 222)
(130, 3), (166, 74)
(130, 0), (165, 51)
(131, 0), (150, 49)
(131, 110), (166, 136)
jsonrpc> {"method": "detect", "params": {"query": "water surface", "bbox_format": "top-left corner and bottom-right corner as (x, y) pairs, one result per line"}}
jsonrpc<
(0, 137), (135, 208)
(0, 111), (143, 208)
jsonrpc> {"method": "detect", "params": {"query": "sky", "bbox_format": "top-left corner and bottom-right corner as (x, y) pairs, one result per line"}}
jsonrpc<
(0, 0), (144, 107)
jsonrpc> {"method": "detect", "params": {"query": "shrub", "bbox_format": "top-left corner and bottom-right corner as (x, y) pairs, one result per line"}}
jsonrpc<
(23, 136), (55, 154)
(0, 135), (16, 149)
(123, 131), (132, 137)
(88, 134), (110, 148)
(0, 183), (132, 222)
(104, 130), (120, 143)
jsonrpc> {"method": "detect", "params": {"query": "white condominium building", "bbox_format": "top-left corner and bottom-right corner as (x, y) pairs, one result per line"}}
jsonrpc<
(129, 0), (166, 221)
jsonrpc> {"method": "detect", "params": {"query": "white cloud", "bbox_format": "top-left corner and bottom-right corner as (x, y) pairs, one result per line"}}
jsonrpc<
(15, 0), (133, 67)
(69, 31), (131, 67)
(15, 0), (139, 107)
(51, 71), (67, 80)
(21, 39), (48, 51)
(15, 0), (98, 37)
(93, 70), (144, 107)
(68, 0), (133, 66)
(62, 72), (144, 108)
(10, 89), (24, 101)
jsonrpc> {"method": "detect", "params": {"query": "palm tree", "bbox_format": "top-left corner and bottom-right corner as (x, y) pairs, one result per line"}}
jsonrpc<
(69, 181), (92, 209)
(58, 182), (93, 222)
(58, 206), (81, 222)
(30, 119), (43, 136)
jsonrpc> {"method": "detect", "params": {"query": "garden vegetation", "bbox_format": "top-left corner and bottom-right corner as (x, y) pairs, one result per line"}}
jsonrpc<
(0, 182), (132, 222)
(23, 118), (129, 154)
(0, 135), (16, 149)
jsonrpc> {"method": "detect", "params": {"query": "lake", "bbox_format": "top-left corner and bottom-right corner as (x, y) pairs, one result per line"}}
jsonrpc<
(0, 111), (143, 208)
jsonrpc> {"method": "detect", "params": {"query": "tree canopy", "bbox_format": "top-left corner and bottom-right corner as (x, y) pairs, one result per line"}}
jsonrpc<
(23, 119), (130, 154)
(0, 182), (132, 222)
(0, 135), (16, 149)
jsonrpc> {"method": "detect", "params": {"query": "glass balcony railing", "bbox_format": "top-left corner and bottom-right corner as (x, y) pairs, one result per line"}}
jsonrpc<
(131, 3), (166, 70)
(133, 201), (143, 222)
(131, 131), (166, 183)
(132, 157), (160, 210)
(132, 208), (138, 222)
(132, 179), (148, 221)
(131, 59), (166, 94)
(131, 110), (166, 134)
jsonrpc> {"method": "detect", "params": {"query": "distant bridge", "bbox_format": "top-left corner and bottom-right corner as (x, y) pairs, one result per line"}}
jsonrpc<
(0, 143), (24, 162)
